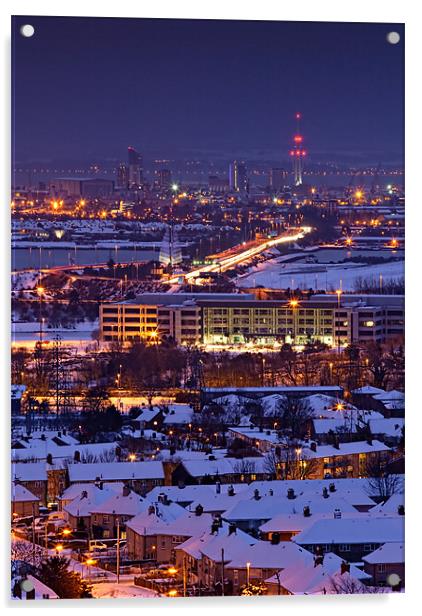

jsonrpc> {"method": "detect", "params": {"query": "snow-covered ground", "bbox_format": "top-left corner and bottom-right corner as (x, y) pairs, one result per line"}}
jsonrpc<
(91, 581), (159, 599)
(236, 258), (404, 291)
(11, 320), (98, 349)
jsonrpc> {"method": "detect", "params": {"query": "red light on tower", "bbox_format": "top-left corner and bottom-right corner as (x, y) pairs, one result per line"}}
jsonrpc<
(295, 112), (301, 120)
(294, 135), (303, 144)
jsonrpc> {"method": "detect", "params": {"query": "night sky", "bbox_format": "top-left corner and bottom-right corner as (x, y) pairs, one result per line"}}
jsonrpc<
(12, 16), (404, 165)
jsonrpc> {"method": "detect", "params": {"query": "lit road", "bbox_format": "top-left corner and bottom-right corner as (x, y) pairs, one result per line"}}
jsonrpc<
(167, 226), (312, 284)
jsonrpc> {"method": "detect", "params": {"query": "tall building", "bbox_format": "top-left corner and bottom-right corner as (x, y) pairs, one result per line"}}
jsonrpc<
(270, 168), (287, 192)
(156, 168), (172, 189)
(228, 160), (248, 192)
(159, 226), (183, 267)
(289, 113), (307, 186)
(116, 163), (129, 190)
(128, 146), (143, 188)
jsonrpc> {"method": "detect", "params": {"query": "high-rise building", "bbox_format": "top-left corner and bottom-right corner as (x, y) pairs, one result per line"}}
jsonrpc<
(228, 160), (248, 192)
(128, 146), (143, 188)
(116, 163), (129, 190)
(156, 168), (172, 188)
(270, 168), (287, 192)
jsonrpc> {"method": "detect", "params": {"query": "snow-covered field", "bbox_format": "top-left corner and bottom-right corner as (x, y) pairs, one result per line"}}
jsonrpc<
(91, 581), (159, 599)
(11, 320), (98, 349)
(236, 258), (404, 291)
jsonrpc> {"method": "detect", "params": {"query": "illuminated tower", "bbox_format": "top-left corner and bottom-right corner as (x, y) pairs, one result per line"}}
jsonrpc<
(289, 112), (307, 186)
(127, 146), (143, 188)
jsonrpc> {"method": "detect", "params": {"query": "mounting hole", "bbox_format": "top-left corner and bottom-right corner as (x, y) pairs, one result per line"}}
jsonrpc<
(20, 24), (35, 38)
(386, 31), (400, 45)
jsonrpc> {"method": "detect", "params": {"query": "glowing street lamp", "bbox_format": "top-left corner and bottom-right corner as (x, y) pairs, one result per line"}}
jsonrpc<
(246, 561), (251, 586)
(55, 544), (64, 554)
(167, 567), (178, 575)
(62, 528), (72, 537)
(128, 453), (136, 462)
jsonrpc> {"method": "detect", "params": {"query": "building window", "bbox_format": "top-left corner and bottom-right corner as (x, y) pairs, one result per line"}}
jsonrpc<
(339, 544), (351, 552)
(377, 564), (387, 573)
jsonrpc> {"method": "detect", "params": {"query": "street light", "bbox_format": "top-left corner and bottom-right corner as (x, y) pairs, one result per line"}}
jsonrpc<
(55, 544), (64, 554)
(246, 561), (251, 586)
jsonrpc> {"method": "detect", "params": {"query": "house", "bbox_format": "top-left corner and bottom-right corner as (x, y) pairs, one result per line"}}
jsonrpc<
(265, 552), (372, 595)
(133, 407), (164, 430)
(372, 390), (404, 418)
(11, 483), (40, 518)
(294, 515), (404, 561)
(89, 485), (151, 539)
(63, 484), (122, 532)
(58, 481), (124, 510)
(368, 418), (404, 445)
(162, 404), (194, 428)
(363, 542), (404, 588)
(126, 502), (201, 562)
(224, 493), (358, 533)
(67, 461), (165, 493)
(174, 521), (258, 593)
(289, 440), (392, 480)
(12, 463), (48, 505)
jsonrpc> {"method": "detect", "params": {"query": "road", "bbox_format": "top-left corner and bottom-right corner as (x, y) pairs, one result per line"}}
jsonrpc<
(166, 226), (311, 284)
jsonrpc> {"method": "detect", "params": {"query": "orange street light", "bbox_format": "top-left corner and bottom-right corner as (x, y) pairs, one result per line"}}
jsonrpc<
(167, 567), (178, 575)
(62, 528), (72, 536)
(36, 286), (44, 296)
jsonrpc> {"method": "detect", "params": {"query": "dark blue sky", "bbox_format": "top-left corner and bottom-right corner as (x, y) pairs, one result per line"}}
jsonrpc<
(12, 16), (404, 165)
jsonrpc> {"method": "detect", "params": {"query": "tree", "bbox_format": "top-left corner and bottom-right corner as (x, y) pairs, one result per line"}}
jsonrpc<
(36, 556), (92, 599)
(276, 397), (313, 439)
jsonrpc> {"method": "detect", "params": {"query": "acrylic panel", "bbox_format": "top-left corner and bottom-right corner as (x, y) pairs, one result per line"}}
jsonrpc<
(11, 16), (404, 600)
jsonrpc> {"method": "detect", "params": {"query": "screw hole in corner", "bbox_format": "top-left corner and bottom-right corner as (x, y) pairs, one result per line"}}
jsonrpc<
(386, 31), (400, 45)
(20, 24), (35, 38)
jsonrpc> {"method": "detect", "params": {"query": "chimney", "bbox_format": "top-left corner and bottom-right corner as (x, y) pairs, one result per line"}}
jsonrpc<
(270, 532), (280, 545)
(41, 434), (46, 441)
(99, 481), (103, 490)
(63, 429), (67, 436)
(57, 431), (61, 437)
(397, 504), (405, 516)
(287, 488), (295, 500)
(340, 561), (350, 575)
(81, 490), (88, 499)
(73, 450), (80, 462)
(333, 508), (342, 519)
(122, 484), (131, 497)
(322, 487), (329, 499)
(148, 504), (156, 515)
(178, 481), (185, 489)
(46, 453), (53, 465)
(216, 480), (221, 494)
(195, 504), (204, 517)
(208, 455), (216, 461)
(211, 519), (220, 535)
(228, 523), (237, 536)
(314, 547), (324, 567)
(95, 476), (102, 488)
(253, 489), (260, 501)
(310, 442), (317, 452)
(228, 485), (235, 496)
(329, 482), (336, 493)
(170, 446), (176, 456)
(303, 505), (311, 517)
(269, 489), (274, 496)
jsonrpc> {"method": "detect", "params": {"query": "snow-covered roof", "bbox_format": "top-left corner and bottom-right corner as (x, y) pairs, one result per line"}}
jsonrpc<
(59, 482), (124, 502)
(25, 574), (59, 600)
(177, 523), (258, 562)
(294, 516), (404, 545)
(352, 386), (386, 395)
(181, 456), (267, 478)
(227, 540), (312, 570)
(64, 485), (122, 517)
(90, 491), (150, 516)
(265, 554), (371, 594)
(12, 441), (119, 463)
(370, 493), (404, 514)
(302, 439), (391, 459)
(163, 406), (194, 425)
(12, 462), (47, 482)
(135, 407), (162, 422)
(11, 483), (40, 503)
(68, 461), (165, 482)
(127, 506), (204, 536)
(373, 390), (404, 402)
(369, 418), (404, 437)
(363, 542), (404, 565)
